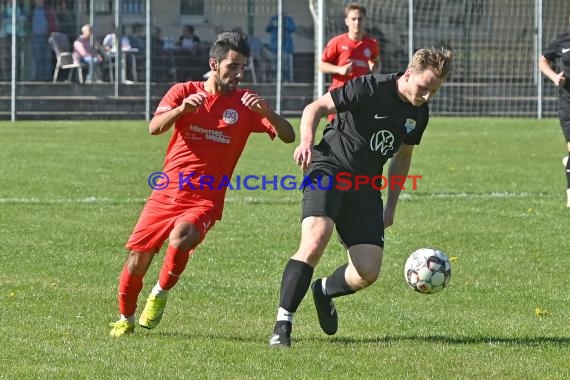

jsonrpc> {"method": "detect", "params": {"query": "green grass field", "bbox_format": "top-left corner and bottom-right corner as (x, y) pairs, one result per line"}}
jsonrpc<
(1, 118), (569, 379)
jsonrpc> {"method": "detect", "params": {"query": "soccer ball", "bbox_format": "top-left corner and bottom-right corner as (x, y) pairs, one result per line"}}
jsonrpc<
(404, 248), (451, 294)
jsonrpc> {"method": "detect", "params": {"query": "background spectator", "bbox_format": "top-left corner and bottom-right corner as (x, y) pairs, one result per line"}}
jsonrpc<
(265, 11), (296, 81)
(73, 24), (102, 82)
(30, 0), (58, 81)
(54, 0), (75, 46)
(177, 25), (200, 53)
(0, 1), (26, 80)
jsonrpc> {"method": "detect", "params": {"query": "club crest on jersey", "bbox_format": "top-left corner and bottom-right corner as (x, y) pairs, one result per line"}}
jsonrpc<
(370, 130), (395, 155)
(404, 118), (416, 133)
(223, 109), (239, 124)
(364, 48), (371, 58)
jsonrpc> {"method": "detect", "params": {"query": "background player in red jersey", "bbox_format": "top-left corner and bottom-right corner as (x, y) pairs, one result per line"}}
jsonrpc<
(109, 31), (295, 337)
(319, 3), (380, 121)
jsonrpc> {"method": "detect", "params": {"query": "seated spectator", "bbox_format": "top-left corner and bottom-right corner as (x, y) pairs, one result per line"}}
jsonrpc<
(151, 27), (175, 82)
(173, 25), (207, 81)
(102, 25), (117, 53)
(128, 23), (146, 54)
(102, 24), (134, 54)
(177, 25), (201, 53)
(73, 24), (102, 82)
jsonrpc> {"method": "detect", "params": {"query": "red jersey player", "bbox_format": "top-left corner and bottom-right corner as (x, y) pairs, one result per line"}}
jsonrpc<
(319, 4), (380, 121)
(109, 31), (295, 337)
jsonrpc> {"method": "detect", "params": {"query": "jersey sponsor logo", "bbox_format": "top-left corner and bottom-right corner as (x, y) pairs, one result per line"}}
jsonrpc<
(364, 48), (371, 58)
(223, 109), (239, 124)
(562, 48), (570, 54)
(189, 125), (231, 144)
(369, 130), (395, 155)
(341, 45), (349, 51)
(374, 114), (389, 120)
(404, 118), (417, 133)
(352, 59), (368, 67)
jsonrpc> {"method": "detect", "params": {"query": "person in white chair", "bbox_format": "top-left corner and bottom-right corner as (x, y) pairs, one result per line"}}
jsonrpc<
(73, 24), (102, 83)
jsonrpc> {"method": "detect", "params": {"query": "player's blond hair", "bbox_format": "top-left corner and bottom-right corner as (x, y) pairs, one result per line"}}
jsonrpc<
(409, 47), (453, 78)
(344, 3), (366, 17)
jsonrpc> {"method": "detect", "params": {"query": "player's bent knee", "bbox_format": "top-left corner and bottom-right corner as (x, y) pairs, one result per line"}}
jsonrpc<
(294, 240), (327, 264)
(362, 271), (380, 285)
(126, 250), (155, 275)
(356, 270), (380, 287)
(169, 224), (201, 251)
(169, 233), (200, 251)
(348, 264), (381, 289)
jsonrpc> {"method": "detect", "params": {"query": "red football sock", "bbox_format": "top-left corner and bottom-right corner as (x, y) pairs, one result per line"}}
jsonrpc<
(117, 264), (144, 317)
(158, 245), (192, 290)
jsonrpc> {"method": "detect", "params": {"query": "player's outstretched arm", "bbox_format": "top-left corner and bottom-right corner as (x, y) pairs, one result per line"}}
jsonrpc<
(293, 92), (336, 170)
(241, 92), (295, 143)
(384, 144), (414, 228)
(319, 60), (353, 76)
(149, 92), (208, 135)
(264, 109), (296, 143)
(539, 55), (566, 88)
(369, 56), (381, 74)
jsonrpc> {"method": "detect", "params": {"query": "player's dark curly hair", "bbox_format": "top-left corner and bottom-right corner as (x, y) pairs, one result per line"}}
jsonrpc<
(409, 47), (453, 78)
(209, 31), (250, 62)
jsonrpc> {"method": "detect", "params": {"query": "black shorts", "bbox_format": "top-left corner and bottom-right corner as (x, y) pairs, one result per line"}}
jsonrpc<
(301, 169), (384, 248)
(559, 97), (570, 142)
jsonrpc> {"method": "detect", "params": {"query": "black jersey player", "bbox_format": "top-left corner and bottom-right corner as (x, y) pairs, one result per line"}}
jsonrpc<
(540, 17), (570, 207)
(269, 47), (453, 347)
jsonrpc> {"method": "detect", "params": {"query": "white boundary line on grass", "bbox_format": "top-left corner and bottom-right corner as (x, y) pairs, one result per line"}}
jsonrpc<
(399, 192), (552, 200)
(0, 192), (554, 205)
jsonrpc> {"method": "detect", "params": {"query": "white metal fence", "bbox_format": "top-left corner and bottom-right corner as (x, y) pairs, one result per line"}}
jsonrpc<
(1, 0), (569, 120)
(311, 0), (570, 118)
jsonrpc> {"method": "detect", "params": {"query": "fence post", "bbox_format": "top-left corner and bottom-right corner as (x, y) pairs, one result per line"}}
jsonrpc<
(408, 0), (413, 62)
(536, 0), (543, 119)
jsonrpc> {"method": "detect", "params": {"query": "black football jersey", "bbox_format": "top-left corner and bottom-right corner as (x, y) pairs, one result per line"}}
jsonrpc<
(312, 73), (429, 177)
(542, 32), (570, 96)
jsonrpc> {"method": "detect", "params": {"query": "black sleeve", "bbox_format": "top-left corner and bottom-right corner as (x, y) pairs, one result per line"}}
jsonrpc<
(403, 106), (430, 145)
(542, 34), (562, 61)
(330, 75), (375, 114)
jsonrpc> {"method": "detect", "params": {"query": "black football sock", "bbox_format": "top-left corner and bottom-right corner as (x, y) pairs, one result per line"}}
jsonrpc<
(566, 152), (570, 188)
(323, 263), (356, 298)
(278, 259), (314, 313)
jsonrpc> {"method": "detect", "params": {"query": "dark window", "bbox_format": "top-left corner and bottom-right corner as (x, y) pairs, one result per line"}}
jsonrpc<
(180, 0), (205, 16)
(122, 0), (145, 15)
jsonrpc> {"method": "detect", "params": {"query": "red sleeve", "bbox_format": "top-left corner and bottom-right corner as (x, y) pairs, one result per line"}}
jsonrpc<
(154, 83), (192, 116)
(371, 38), (380, 59)
(237, 89), (276, 139)
(321, 35), (340, 64)
(250, 111), (276, 140)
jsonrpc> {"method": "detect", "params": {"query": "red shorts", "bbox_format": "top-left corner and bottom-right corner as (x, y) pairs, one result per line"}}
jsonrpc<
(125, 193), (219, 253)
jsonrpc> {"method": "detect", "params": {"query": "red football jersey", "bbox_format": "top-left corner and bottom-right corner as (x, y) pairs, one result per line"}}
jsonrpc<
(152, 81), (276, 218)
(321, 33), (380, 91)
